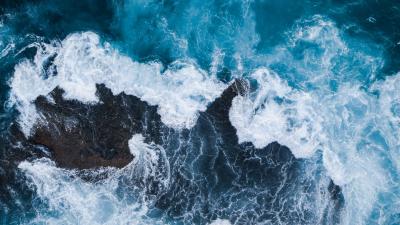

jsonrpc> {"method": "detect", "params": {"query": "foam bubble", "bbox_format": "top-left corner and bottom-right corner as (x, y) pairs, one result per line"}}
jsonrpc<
(9, 32), (226, 136)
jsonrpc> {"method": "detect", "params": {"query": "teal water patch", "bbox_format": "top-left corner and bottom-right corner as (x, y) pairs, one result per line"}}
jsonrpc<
(1, 0), (400, 224)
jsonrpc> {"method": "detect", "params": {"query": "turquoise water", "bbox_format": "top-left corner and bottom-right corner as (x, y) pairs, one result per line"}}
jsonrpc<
(1, 1), (400, 224)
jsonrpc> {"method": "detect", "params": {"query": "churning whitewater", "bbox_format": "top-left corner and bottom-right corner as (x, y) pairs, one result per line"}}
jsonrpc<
(1, 1), (400, 225)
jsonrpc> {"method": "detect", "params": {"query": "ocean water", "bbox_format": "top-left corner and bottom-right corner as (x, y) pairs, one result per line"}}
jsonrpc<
(1, 0), (400, 224)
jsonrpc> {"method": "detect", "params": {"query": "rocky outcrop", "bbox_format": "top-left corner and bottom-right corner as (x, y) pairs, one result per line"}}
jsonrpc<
(23, 80), (246, 169)
(29, 84), (158, 169)
(2, 78), (343, 224)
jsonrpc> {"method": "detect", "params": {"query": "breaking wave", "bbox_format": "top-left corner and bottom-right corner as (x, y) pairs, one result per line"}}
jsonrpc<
(10, 32), (226, 136)
(1, 1), (400, 224)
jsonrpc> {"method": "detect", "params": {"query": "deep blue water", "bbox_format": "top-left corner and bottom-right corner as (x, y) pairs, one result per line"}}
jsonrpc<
(1, 0), (400, 224)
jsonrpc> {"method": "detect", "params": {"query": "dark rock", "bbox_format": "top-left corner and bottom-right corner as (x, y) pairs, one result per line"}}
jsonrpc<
(28, 84), (163, 169)
(2, 78), (344, 224)
(23, 80), (247, 170)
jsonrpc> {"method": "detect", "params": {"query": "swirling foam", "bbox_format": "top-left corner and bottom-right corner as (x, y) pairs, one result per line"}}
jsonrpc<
(10, 32), (226, 136)
(8, 12), (400, 225)
(229, 68), (324, 158)
(229, 16), (400, 224)
(18, 134), (169, 225)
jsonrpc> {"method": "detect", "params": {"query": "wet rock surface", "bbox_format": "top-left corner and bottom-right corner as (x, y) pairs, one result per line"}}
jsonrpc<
(0, 79), (344, 224)
(30, 83), (167, 169)
(10, 80), (247, 170)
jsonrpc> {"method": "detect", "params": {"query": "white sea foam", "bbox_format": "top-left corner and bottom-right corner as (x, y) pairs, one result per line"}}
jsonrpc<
(18, 159), (156, 225)
(229, 68), (324, 158)
(128, 134), (170, 191)
(10, 32), (226, 136)
(208, 219), (232, 225)
(229, 16), (399, 224)
(10, 14), (400, 225)
(18, 134), (169, 225)
(230, 68), (399, 224)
